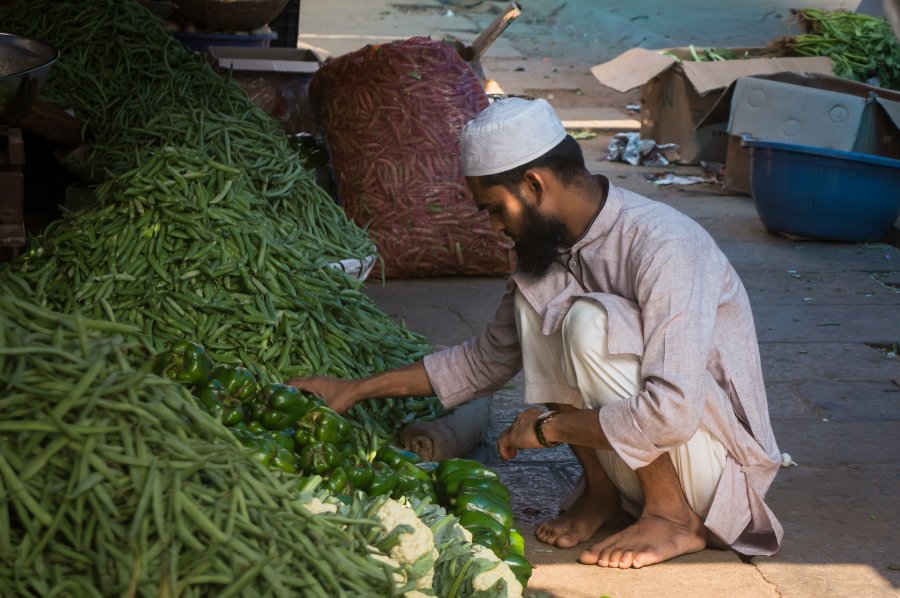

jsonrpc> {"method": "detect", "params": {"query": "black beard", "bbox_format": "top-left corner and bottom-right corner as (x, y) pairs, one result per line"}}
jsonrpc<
(513, 201), (569, 278)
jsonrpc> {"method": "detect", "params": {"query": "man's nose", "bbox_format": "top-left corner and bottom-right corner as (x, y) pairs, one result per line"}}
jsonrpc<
(489, 214), (505, 237)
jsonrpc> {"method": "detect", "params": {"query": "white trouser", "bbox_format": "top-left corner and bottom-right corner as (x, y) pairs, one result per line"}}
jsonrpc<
(514, 291), (727, 518)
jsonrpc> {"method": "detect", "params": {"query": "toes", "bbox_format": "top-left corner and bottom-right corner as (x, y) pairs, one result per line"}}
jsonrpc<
(555, 533), (579, 549)
(618, 550), (635, 569)
(607, 548), (624, 568)
(578, 544), (601, 565)
(596, 547), (613, 568)
(535, 525), (559, 545)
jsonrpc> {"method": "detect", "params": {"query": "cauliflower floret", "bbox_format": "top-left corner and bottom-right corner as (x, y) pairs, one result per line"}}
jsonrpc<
(304, 497), (338, 515)
(471, 544), (523, 597)
(375, 498), (436, 565)
(460, 524), (474, 543)
(370, 552), (407, 585)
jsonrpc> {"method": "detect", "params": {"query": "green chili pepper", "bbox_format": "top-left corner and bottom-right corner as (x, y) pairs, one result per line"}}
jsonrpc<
(210, 364), (258, 404)
(196, 380), (244, 427)
(368, 461), (399, 496)
(299, 441), (338, 475)
(153, 340), (213, 386)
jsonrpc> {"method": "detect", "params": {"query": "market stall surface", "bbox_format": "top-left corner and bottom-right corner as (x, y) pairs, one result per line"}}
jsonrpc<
(304, 0), (900, 596)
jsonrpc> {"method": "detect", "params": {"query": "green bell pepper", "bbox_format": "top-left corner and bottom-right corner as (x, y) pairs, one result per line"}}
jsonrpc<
(197, 380), (244, 427)
(210, 365), (258, 404)
(459, 510), (511, 557)
(376, 444), (422, 469)
(299, 441), (339, 475)
(297, 405), (351, 445)
(324, 466), (352, 496)
(393, 477), (438, 502)
(271, 446), (299, 474)
(508, 527), (526, 558)
(257, 383), (313, 430)
(273, 428), (296, 453)
(346, 454), (374, 491)
(393, 459), (436, 500)
(246, 419), (266, 435)
(504, 553), (532, 587)
(455, 490), (514, 530)
(368, 461), (399, 496)
(440, 466), (500, 498)
(153, 340), (214, 387)
(435, 458), (483, 480)
(456, 477), (511, 504)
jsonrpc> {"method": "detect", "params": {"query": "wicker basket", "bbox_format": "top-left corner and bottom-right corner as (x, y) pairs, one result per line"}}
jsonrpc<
(176, 0), (289, 31)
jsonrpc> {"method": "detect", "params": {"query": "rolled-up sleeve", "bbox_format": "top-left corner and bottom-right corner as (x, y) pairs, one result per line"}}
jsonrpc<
(598, 237), (726, 470)
(423, 287), (523, 408)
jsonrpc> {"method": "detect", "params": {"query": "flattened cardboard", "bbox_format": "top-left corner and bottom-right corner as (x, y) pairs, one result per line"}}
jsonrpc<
(681, 56), (832, 96)
(589, 48), (676, 94)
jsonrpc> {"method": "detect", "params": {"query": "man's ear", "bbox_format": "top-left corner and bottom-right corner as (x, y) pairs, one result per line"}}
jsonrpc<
(522, 169), (547, 205)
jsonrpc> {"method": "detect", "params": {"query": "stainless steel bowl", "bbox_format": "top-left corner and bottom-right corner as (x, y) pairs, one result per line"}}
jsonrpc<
(0, 32), (59, 125)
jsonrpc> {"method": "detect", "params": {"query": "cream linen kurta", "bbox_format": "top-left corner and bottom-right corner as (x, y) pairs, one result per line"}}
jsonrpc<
(422, 178), (784, 556)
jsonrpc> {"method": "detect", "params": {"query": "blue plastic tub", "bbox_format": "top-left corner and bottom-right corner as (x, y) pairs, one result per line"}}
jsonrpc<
(744, 138), (900, 243)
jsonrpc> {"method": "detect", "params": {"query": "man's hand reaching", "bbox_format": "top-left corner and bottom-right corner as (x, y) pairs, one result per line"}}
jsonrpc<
(286, 376), (359, 414)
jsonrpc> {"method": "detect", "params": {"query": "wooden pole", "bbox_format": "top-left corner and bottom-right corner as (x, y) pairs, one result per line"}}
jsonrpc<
(467, 2), (522, 61)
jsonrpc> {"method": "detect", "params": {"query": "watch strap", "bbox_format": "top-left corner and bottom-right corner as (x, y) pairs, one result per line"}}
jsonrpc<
(534, 410), (561, 448)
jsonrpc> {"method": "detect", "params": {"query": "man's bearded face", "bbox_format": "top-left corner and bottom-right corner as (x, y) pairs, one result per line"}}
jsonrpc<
(511, 195), (569, 278)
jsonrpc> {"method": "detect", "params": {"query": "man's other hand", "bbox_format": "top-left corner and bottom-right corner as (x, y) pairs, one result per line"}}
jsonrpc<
(497, 407), (546, 461)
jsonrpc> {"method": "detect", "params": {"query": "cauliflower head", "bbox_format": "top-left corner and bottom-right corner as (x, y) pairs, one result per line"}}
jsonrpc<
(471, 544), (523, 597)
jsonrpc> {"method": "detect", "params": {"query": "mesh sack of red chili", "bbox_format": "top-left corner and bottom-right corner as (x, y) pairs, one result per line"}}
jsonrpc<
(309, 36), (514, 278)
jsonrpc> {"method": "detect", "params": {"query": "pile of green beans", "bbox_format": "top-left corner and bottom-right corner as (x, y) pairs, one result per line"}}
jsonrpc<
(7, 145), (442, 444)
(0, 0), (445, 442)
(0, 291), (405, 597)
(0, 0), (373, 260)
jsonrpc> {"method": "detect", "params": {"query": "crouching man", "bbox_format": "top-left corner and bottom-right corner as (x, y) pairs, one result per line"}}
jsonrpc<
(288, 98), (783, 568)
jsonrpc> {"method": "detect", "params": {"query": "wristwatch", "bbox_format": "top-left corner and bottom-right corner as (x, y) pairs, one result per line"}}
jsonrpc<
(534, 410), (562, 448)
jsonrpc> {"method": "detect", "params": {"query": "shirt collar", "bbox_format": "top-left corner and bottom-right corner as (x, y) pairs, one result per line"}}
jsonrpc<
(567, 175), (621, 254)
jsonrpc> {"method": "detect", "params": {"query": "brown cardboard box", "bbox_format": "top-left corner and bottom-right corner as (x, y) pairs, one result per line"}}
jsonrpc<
(699, 71), (900, 194)
(590, 48), (832, 164)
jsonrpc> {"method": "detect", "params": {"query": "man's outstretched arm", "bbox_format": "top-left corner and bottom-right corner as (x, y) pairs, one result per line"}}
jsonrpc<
(286, 360), (434, 413)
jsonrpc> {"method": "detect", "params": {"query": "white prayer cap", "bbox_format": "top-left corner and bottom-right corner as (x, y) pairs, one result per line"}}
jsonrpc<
(460, 97), (567, 177)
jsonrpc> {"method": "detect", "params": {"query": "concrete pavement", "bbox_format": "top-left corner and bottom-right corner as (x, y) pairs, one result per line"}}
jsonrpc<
(299, 1), (900, 595)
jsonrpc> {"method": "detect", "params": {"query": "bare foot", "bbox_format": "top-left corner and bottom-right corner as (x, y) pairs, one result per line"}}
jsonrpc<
(535, 486), (619, 549)
(578, 510), (706, 569)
